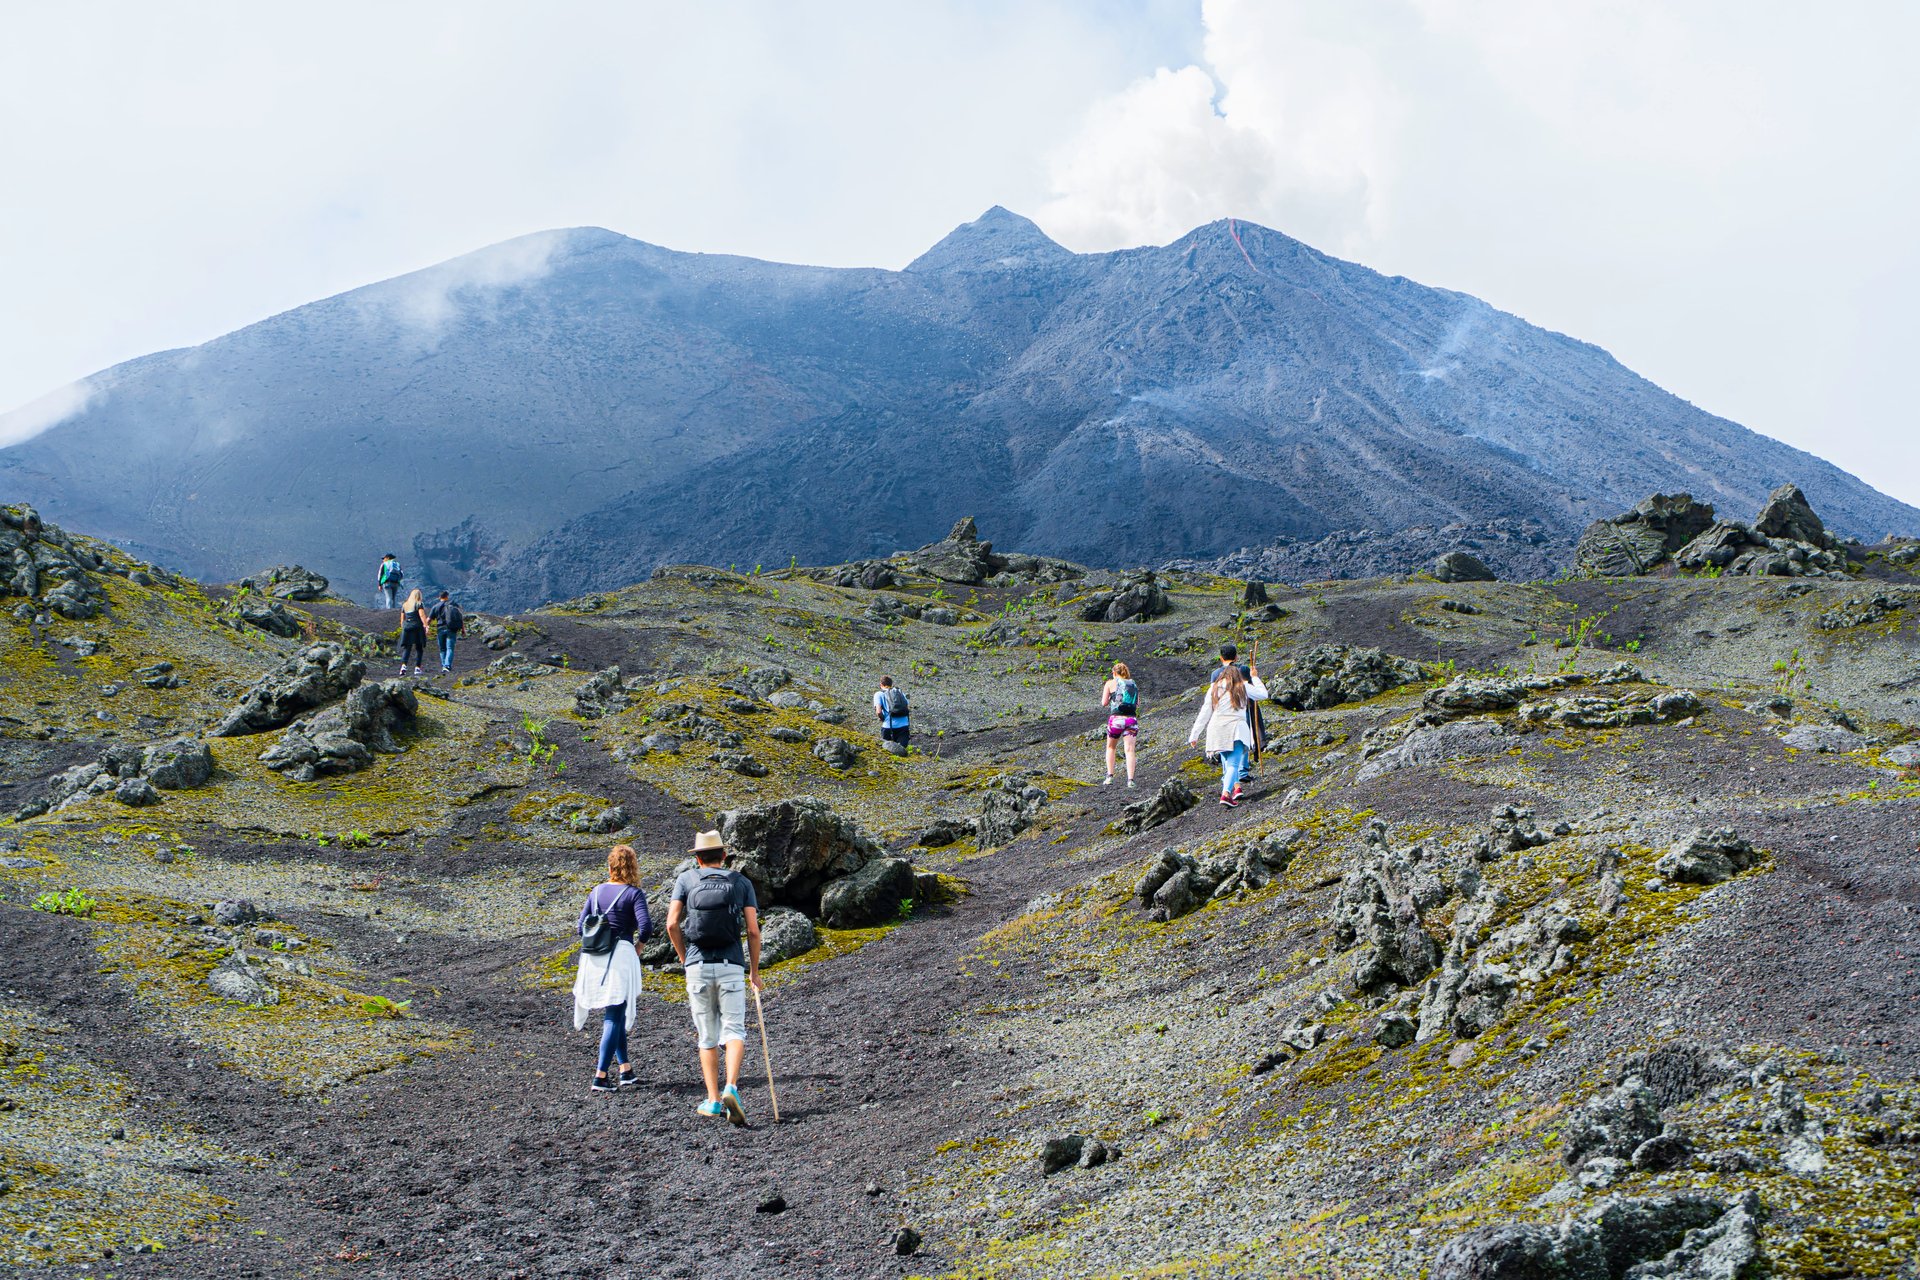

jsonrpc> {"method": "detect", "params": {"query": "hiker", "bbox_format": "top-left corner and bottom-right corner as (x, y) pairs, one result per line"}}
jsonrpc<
(398, 588), (430, 677)
(1100, 661), (1140, 787)
(873, 676), (910, 750)
(572, 844), (652, 1092)
(1212, 642), (1266, 777)
(377, 554), (403, 609)
(664, 830), (763, 1124)
(427, 590), (464, 674)
(1188, 658), (1267, 808)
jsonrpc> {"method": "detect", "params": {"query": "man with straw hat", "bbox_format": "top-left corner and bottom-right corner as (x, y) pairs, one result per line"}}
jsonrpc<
(665, 829), (763, 1124)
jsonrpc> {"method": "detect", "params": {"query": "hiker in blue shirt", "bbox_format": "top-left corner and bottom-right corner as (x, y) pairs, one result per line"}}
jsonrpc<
(873, 676), (910, 749)
(376, 554), (403, 609)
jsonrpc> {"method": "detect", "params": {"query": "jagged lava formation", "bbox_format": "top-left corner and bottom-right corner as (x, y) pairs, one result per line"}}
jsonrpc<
(2, 502), (1918, 1278)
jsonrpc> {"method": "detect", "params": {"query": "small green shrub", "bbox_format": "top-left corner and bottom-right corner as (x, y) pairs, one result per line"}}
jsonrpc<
(31, 887), (97, 917)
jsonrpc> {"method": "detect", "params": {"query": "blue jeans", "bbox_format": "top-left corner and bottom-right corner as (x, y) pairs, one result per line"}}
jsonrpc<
(597, 1001), (629, 1075)
(438, 632), (456, 670)
(1220, 741), (1249, 797)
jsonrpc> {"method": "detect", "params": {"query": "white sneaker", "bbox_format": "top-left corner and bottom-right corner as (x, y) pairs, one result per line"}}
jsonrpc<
(1127, 779), (1136, 788)
(396, 665), (406, 676)
(1102, 774), (1114, 786)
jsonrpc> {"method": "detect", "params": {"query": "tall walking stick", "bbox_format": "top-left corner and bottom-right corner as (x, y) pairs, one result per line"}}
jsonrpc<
(752, 986), (781, 1123)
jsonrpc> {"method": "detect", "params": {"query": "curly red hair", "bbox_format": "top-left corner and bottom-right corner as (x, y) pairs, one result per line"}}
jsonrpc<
(606, 844), (639, 887)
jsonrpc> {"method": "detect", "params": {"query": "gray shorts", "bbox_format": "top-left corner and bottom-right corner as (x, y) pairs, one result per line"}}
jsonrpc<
(685, 962), (748, 1050)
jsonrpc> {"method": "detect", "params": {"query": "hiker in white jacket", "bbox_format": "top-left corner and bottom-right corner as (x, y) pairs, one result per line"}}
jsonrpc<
(1188, 661), (1266, 808)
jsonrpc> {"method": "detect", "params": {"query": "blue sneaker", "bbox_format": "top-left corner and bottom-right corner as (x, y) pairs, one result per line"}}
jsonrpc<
(721, 1084), (746, 1126)
(697, 1099), (725, 1119)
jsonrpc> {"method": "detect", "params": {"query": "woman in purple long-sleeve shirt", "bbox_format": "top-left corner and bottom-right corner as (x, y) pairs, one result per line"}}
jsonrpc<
(575, 845), (652, 1091)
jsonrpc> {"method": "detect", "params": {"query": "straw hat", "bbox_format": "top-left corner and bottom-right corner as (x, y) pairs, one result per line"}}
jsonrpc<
(690, 830), (726, 857)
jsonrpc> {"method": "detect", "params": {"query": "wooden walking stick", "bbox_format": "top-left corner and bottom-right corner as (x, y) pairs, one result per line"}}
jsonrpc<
(752, 986), (781, 1123)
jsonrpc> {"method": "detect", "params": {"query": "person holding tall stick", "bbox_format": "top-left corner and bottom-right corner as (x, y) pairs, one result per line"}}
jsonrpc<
(665, 830), (763, 1125)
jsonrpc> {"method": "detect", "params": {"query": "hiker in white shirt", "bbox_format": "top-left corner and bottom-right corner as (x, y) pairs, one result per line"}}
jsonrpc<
(1188, 660), (1266, 808)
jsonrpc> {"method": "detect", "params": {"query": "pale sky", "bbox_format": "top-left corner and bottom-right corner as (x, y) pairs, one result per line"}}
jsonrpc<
(2, 0), (1915, 508)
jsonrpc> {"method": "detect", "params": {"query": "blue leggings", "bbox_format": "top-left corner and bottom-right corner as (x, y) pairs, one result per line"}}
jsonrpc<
(597, 1002), (629, 1075)
(1220, 741), (1249, 797)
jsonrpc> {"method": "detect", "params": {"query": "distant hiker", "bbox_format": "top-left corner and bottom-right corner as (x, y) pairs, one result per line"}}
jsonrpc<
(398, 588), (429, 677)
(665, 830), (763, 1124)
(427, 590), (464, 674)
(573, 844), (651, 1093)
(1100, 661), (1140, 788)
(1189, 659), (1267, 808)
(873, 676), (910, 750)
(1212, 642), (1266, 776)
(377, 554), (403, 609)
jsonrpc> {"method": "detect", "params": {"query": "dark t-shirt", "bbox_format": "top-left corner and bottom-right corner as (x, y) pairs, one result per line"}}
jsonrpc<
(670, 866), (758, 967)
(578, 882), (650, 947)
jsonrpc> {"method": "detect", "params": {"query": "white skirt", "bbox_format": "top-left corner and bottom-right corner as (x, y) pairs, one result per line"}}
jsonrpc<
(571, 938), (643, 1031)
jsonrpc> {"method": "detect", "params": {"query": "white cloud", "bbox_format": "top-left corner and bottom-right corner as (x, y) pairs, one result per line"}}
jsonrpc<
(365, 228), (573, 335)
(0, 379), (98, 448)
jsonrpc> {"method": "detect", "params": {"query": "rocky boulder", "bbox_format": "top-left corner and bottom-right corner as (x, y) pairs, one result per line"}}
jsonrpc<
(1333, 822), (1446, 993)
(904, 516), (996, 584)
(1654, 829), (1758, 885)
(976, 775), (1050, 847)
(1133, 830), (1298, 923)
(1431, 551), (1496, 582)
(140, 738), (215, 790)
(235, 598), (303, 637)
(1753, 482), (1837, 549)
(811, 737), (861, 771)
(213, 643), (366, 736)
(825, 560), (898, 590)
(1573, 493), (1717, 577)
(207, 958), (279, 1006)
(40, 736), (215, 810)
(260, 680), (417, 782)
(1270, 644), (1429, 711)
(719, 796), (883, 914)
(819, 856), (916, 928)
(574, 666), (630, 719)
(1431, 1192), (1752, 1280)
(239, 564), (330, 601)
(757, 906), (821, 965)
(1114, 776), (1198, 834)
(1076, 571), (1172, 623)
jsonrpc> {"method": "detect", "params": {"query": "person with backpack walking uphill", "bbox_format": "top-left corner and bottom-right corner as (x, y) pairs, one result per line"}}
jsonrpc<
(1100, 661), (1141, 788)
(427, 590), (464, 674)
(665, 830), (763, 1124)
(572, 845), (652, 1093)
(1189, 659), (1267, 808)
(377, 554), (403, 609)
(873, 676), (910, 750)
(398, 589), (430, 677)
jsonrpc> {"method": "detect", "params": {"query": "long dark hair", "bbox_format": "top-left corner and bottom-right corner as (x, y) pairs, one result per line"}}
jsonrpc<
(1211, 664), (1247, 711)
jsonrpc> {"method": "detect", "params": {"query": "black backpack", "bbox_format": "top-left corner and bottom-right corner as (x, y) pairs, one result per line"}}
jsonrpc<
(887, 687), (909, 717)
(443, 602), (465, 634)
(579, 906), (618, 956)
(683, 869), (742, 953)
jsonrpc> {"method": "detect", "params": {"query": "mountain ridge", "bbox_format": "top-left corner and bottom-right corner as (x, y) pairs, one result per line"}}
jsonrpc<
(3, 210), (1914, 607)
